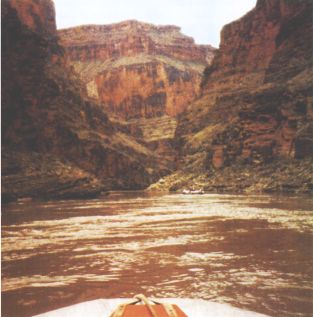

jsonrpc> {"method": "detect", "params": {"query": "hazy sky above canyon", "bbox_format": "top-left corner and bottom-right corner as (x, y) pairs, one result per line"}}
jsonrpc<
(54, 0), (256, 47)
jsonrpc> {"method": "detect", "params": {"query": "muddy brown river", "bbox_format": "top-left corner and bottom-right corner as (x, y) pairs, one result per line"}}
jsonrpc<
(2, 192), (313, 317)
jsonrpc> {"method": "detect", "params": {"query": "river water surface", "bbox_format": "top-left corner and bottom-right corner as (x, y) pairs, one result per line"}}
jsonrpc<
(2, 192), (313, 317)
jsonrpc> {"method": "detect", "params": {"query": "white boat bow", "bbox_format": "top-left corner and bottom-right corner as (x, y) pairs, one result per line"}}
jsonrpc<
(34, 298), (270, 317)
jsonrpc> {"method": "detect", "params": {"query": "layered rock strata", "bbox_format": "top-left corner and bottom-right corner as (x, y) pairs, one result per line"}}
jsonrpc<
(150, 0), (313, 193)
(59, 21), (215, 119)
(2, 0), (171, 202)
(59, 21), (215, 166)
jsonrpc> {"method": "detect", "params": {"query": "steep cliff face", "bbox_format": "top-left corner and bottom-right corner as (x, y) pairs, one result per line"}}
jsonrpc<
(58, 21), (215, 119)
(89, 60), (203, 119)
(151, 0), (313, 193)
(2, 0), (171, 201)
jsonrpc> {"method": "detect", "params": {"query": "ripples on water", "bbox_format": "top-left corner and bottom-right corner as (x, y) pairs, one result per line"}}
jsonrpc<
(2, 192), (313, 317)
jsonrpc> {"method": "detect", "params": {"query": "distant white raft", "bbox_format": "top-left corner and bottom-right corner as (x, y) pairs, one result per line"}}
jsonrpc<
(34, 298), (270, 317)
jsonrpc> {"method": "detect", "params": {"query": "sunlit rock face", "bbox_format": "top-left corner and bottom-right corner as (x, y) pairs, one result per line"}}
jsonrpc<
(163, 0), (313, 193)
(58, 21), (215, 167)
(58, 21), (215, 119)
(2, 0), (172, 201)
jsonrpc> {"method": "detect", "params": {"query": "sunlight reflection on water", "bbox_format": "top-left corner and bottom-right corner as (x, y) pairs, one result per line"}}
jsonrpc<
(2, 192), (313, 317)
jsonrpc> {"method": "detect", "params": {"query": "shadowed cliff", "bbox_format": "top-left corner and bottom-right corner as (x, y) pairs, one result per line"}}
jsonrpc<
(1, 0), (172, 202)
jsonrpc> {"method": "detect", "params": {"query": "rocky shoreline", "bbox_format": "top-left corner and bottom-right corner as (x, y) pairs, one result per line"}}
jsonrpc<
(1, 151), (103, 203)
(148, 158), (313, 195)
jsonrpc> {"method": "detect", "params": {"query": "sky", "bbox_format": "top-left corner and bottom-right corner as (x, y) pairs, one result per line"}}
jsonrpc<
(54, 0), (256, 47)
